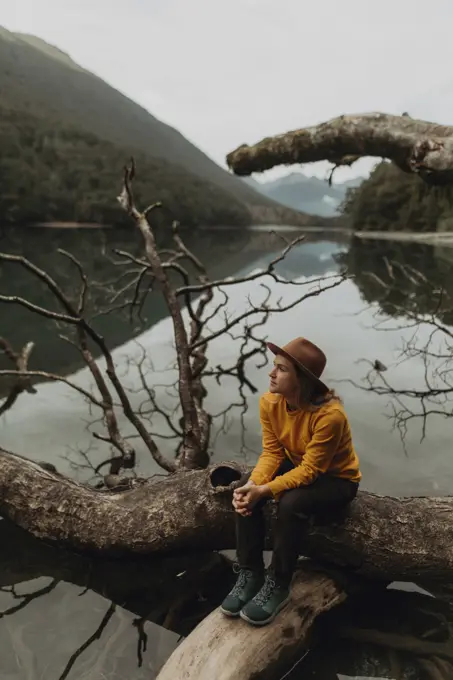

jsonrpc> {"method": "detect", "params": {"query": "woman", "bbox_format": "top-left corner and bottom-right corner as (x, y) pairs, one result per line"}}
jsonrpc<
(220, 337), (361, 626)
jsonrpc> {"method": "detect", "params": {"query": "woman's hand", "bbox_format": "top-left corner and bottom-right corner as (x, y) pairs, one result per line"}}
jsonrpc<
(233, 481), (271, 516)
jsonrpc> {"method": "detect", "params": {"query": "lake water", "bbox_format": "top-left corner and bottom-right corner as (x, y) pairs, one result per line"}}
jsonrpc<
(1, 225), (453, 679)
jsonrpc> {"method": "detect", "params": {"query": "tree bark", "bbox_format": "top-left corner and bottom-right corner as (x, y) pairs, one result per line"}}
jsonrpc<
(226, 113), (453, 185)
(2, 449), (453, 586)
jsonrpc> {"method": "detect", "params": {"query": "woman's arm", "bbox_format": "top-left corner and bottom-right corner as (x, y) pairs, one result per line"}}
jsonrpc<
(265, 409), (345, 496)
(249, 396), (285, 486)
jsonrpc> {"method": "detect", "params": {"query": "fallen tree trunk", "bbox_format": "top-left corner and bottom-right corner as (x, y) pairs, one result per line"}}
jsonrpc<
(226, 112), (453, 185)
(2, 449), (453, 585)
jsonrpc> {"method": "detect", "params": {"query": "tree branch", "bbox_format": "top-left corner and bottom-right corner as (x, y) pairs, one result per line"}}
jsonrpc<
(0, 338), (37, 416)
(226, 112), (453, 185)
(118, 160), (202, 468)
(0, 250), (174, 473)
(0, 369), (103, 406)
(191, 273), (347, 350)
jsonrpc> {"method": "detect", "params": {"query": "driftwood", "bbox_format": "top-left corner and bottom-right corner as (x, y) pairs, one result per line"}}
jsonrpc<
(226, 112), (453, 185)
(156, 565), (351, 680)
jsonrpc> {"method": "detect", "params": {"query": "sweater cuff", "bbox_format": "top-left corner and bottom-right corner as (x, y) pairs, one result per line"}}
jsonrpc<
(266, 477), (287, 497)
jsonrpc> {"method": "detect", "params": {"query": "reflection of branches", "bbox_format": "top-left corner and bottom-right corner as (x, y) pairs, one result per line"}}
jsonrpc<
(0, 578), (59, 618)
(131, 344), (182, 440)
(342, 258), (453, 445)
(132, 617), (148, 667)
(203, 318), (269, 458)
(58, 601), (116, 680)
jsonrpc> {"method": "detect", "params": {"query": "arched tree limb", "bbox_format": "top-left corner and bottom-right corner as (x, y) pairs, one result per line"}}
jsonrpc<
(226, 113), (453, 185)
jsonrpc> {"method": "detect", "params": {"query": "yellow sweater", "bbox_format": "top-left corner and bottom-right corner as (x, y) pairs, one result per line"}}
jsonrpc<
(250, 392), (361, 496)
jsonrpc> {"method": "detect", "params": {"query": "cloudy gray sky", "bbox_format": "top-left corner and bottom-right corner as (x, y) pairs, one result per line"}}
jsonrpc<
(1, 0), (452, 181)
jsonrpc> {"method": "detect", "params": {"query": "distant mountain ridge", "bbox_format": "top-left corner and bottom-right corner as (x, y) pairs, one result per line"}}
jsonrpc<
(244, 172), (365, 217)
(11, 31), (86, 72)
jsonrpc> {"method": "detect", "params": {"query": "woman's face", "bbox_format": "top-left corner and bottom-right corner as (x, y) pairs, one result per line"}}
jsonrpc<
(268, 355), (299, 398)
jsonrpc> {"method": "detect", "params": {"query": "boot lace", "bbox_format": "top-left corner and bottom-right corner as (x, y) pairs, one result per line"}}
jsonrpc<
(254, 576), (276, 606)
(230, 566), (252, 597)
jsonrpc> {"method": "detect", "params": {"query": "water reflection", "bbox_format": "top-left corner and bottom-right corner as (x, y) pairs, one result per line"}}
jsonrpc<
(0, 226), (348, 383)
(2, 521), (452, 680)
(2, 226), (453, 679)
(0, 520), (234, 679)
(294, 583), (453, 680)
(343, 237), (453, 325)
(2, 229), (453, 490)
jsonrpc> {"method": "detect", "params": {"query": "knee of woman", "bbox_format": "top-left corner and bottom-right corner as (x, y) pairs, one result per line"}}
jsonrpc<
(277, 491), (309, 521)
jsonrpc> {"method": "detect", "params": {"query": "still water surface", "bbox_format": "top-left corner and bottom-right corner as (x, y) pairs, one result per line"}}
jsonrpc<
(1, 226), (452, 679)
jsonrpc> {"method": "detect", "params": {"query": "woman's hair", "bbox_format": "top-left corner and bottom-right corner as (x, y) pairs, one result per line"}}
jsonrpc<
(294, 365), (342, 408)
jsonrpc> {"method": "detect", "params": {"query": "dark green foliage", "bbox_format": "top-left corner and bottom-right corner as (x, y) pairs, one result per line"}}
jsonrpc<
(0, 103), (251, 227)
(0, 27), (275, 219)
(341, 161), (453, 232)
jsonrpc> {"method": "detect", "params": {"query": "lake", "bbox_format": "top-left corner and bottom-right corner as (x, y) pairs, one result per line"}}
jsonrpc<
(1, 225), (453, 679)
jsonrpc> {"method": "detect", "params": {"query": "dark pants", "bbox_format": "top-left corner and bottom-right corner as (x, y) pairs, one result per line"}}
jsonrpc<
(236, 459), (358, 587)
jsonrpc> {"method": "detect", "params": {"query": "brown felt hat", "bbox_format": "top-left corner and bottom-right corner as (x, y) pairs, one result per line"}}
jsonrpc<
(267, 337), (329, 394)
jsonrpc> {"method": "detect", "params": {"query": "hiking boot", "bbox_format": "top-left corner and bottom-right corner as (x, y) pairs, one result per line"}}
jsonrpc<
(220, 565), (264, 617)
(239, 574), (290, 626)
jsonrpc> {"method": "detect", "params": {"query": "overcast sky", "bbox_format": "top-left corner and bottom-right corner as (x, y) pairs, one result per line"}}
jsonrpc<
(1, 0), (452, 181)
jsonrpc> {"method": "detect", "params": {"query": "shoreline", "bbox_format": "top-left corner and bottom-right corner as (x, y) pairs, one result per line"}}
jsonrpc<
(354, 230), (453, 246)
(15, 222), (351, 233)
(5, 222), (453, 247)
(21, 221), (111, 229)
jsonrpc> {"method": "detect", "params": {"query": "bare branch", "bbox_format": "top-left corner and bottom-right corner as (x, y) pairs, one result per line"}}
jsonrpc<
(118, 160), (202, 468)
(0, 249), (174, 473)
(0, 294), (78, 324)
(191, 273), (348, 350)
(58, 249), (88, 314)
(0, 160), (353, 479)
(0, 338), (37, 416)
(0, 369), (102, 406)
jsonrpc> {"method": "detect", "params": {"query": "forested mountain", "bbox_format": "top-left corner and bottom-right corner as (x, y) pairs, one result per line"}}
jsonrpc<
(341, 161), (453, 232)
(0, 105), (250, 227)
(0, 27), (322, 227)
